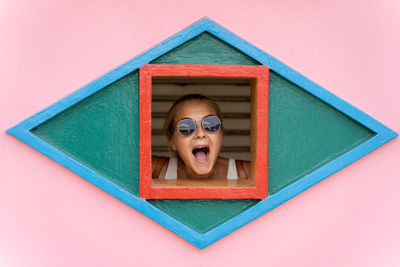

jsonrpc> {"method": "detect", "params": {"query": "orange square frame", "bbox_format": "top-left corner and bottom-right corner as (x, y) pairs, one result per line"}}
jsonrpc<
(139, 64), (268, 199)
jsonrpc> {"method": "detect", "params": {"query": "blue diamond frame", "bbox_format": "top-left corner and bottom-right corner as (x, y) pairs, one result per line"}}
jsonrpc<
(7, 18), (397, 248)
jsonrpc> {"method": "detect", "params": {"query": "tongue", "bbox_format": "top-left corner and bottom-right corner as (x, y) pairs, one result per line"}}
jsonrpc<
(194, 150), (207, 161)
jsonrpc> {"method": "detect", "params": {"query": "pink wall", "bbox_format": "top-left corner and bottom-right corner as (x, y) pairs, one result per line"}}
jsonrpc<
(1, 1), (399, 266)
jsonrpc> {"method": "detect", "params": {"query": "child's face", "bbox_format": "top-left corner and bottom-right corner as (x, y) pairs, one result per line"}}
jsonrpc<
(170, 100), (222, 178)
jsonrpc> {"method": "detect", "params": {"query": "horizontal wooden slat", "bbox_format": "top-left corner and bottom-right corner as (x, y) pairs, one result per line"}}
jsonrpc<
(153, 95), (250, 102)
(152, 84), (251, 96)
(152, 112), (250, 119)
(152, 77), (251, 84)
(219, 152), (250, 161)
(151, 101), (251, 113)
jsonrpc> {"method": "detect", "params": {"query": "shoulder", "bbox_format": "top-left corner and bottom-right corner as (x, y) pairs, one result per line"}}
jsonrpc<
(234, 159), (251, 179)
(152, 155), (168, 166)
(152, 156), (169, 179)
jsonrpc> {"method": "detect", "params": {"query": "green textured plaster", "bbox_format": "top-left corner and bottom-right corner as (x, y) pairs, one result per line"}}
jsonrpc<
(147, 199), (259, 234)
(32, 72), (140, 194)
(31, 33), (374, 234)
(151, 32), (260, 65)
(268, 71), (374, 194)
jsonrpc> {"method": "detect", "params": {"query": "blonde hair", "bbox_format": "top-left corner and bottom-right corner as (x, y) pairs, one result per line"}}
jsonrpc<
(164, 94), (223, 140)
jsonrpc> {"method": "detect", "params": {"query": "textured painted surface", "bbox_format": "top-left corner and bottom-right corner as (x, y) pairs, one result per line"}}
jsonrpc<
(151, 32), (260, 65)
(30, 33), (373, 233)
(3, 0), (400, 264)
(32, 72), (140, 194)
(268, 71), (374, 194)
(147, 199), (259, 234)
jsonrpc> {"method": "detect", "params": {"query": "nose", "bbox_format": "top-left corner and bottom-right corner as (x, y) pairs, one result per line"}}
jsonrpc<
(194, 121), (206, 139)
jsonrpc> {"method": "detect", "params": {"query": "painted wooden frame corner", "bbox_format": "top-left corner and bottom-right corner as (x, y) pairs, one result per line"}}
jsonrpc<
(6, 18), (397, 248)
(139, 64), (269, 199)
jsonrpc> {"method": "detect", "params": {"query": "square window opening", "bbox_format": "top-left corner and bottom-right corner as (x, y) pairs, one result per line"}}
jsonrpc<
(139, 64), (268, 199)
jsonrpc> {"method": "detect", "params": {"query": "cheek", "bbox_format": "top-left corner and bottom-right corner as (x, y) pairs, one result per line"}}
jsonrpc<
(212, 133), (223, 148)
(171, 134), (189, 153)
(170, 133), (179, 150)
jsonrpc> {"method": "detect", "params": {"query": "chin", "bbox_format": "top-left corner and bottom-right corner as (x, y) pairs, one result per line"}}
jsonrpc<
(178, 143), (221, 178)
(190, 156), (217, 177)
(193, 166), (213, 176)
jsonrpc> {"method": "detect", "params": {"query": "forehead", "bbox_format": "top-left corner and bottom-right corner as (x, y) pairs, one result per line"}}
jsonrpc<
(175, 100), (216, 120)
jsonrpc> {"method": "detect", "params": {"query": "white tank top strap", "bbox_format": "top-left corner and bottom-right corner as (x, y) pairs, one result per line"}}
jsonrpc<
(164, 157), (177, 180)
(227, 158), (239, 180)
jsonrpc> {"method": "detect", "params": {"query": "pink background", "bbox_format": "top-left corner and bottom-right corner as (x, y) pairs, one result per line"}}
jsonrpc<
(1, 0), (399, 266)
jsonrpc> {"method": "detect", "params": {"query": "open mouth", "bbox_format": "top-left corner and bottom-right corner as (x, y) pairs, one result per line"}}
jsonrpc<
(192, 145), (210, 163)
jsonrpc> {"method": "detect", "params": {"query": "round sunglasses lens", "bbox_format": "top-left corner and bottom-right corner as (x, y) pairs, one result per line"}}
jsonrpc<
(202, 116), (221, 133)
(177, 119), (196, 136)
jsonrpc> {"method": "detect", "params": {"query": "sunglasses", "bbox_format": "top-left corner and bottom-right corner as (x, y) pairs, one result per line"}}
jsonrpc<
(176, 115), (222, 136)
